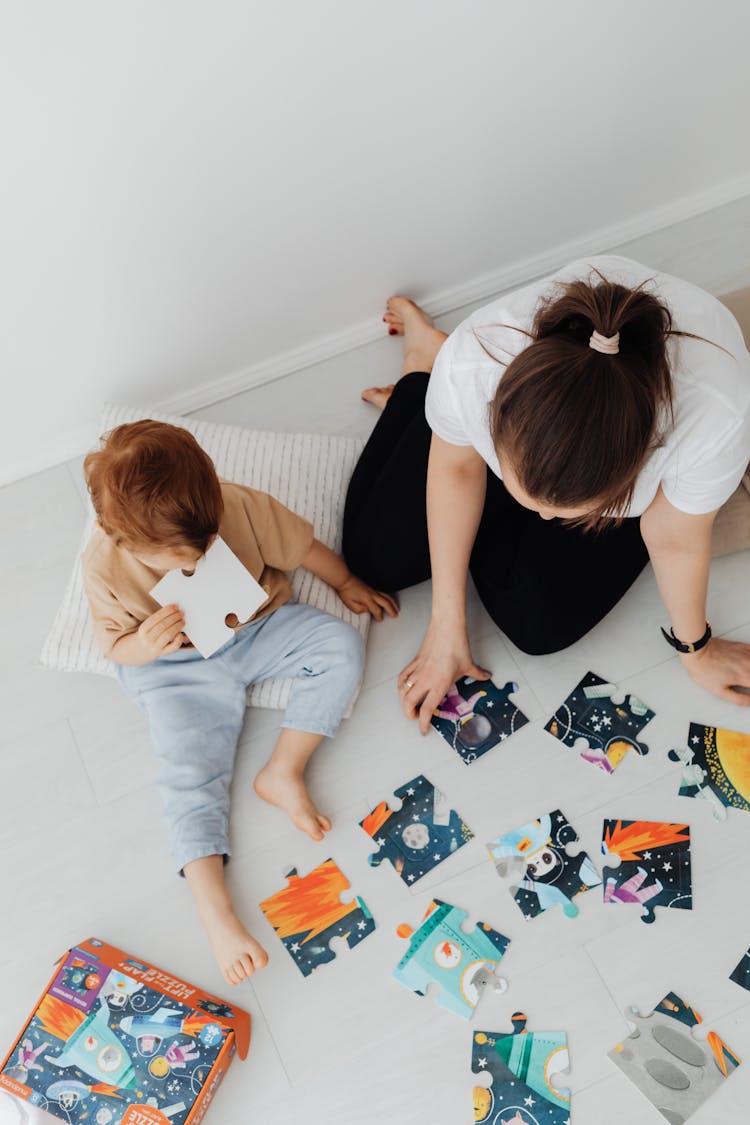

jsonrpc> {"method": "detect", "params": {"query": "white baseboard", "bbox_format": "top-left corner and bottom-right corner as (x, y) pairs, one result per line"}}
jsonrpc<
(155, 171), (750, 418)
(6, 171), (750, 488)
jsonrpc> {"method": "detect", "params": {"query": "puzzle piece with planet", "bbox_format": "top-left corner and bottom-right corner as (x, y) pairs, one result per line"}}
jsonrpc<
(359, 775), (474, 885)
(545, 670), (654, 774)
(392, 899), (510, 1020)
(669, 722), (750, 821)
(258, 858), (375, 977)
(431, 676), (528, 765)
(471, 1012), (571, 1124)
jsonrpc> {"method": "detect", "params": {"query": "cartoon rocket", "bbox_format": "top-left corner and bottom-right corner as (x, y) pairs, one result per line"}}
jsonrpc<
(119, 1006), (185, 1057)
(45, 998), (136, 1088)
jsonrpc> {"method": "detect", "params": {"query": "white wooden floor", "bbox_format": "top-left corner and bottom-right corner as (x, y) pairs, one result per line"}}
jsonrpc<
(3, 200), (750, 1124)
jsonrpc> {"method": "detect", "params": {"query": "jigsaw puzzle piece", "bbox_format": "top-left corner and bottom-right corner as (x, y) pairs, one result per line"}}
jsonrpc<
(487, 808), (601, 921)
(544, 670), (654, 774)
(359, 774), (474, 885)
(730, 946), (750, 992)
(151, 536), (268, 657)
(430, 676), (529, 765)
(608, 991), (740, 1122)
(601, 819), (692, 924)
(669, 722), (750, 821)
(393, 899), (510, 1020)
(471, 1013), (571, 1124)
(258, 858), (375, 977)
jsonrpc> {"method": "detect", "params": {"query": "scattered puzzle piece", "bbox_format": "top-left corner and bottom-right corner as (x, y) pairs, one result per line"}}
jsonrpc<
(487, 808), (601, 921)
(669, 723), (750, 822)
(359, 774), (474, 885)
(545, 670), (654, 773)
(608, 991), (740, 1123)
(471, 1013), (571, 1124)
(601, 819), (692, 924)
(430, 676), (529, 765)
(392, 899), (510, 1020)
(730, 946), (750, 992)
(258, 858), (375, 977)
(151, 535), (268, 658)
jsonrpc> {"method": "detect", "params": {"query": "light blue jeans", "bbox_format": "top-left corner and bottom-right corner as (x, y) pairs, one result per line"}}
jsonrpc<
(117, 601), (365, 873)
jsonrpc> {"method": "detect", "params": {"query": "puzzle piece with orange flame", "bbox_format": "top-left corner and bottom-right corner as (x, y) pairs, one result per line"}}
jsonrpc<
(259, 858), (375, 977)
(602, 819), (692, 924)
(608, 991), (740, 1122)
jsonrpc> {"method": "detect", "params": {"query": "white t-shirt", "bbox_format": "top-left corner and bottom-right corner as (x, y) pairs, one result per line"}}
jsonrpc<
(424, 255), (750, 516)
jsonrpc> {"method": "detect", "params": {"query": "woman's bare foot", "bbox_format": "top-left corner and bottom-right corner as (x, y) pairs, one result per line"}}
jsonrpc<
(362, 297), (448, 408)
(202, 907), (269, 986)
(254, 763), (332, 841)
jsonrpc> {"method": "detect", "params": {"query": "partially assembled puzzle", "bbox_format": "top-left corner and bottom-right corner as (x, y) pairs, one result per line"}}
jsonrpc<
(545, 670), (654, 774)
(487, 809), (601, 920)
(259, 859), (375, 977)
(601, 819), (692, 924)
(431, 676), (528, 765)
(393, 899), (510, 1020)
(359, 775), (474, 885)
(608, 991), (740, 1122)
(151, 536), (268, 657)
(669, 722), (750, 821)
(472, 1013), (571, 1124)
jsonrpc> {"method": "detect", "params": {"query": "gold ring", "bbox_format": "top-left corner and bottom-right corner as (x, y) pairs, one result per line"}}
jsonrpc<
(405, 678), (415, 689)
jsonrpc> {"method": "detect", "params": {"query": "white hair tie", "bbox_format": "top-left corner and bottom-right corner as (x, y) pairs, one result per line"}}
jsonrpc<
(589, 329), (620, 355)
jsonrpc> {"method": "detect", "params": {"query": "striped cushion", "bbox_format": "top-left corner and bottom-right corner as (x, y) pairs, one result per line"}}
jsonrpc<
(40, 404), (367, 710)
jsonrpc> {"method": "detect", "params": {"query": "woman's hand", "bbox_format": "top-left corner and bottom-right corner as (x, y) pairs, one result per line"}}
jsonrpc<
(398, 619), (491, 734)
(681, 637), (750, 705)
(336, 575), (399, 621)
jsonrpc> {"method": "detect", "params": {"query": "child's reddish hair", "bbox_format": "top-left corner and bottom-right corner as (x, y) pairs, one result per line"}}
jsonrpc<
(84, 420), (224, 551)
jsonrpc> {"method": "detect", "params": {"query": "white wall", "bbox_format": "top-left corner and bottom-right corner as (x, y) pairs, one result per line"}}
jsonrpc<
(2, 0), (750, 484)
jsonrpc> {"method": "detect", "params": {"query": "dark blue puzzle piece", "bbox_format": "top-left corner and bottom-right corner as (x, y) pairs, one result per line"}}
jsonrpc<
(545, 670), (654, 774)
(471, 1013), (571, 1124)
(602, 819), (692, 924)
(431, 676), (529, 765)
(669, 722), (750, 822)
(360, 774), (474, 885)
(730, 947), (750, 992)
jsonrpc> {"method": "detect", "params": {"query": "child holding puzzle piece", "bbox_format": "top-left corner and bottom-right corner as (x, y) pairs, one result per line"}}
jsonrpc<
(82, 419), (398, 985)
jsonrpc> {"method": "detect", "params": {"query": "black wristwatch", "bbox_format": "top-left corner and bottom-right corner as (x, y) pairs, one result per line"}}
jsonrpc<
(660, 622), (712, 654)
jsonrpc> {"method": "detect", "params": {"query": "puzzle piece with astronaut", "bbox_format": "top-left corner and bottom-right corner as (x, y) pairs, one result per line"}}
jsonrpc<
(430, 676), (528, 765)
(601, 819), (692, 924)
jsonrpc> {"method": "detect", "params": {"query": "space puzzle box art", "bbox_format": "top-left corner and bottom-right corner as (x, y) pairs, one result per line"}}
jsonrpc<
(0, 938), (250, 1125)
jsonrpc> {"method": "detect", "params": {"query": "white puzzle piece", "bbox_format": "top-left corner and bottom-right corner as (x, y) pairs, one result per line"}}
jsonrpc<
(150, 536), (268, 657)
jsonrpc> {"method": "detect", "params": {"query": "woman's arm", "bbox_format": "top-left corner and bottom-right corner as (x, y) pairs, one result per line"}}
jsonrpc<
(640, 487), (750, 703)
(399, 434), (492, 732)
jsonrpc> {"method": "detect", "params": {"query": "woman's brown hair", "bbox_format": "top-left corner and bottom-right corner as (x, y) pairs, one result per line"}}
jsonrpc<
(84, 419), (224, 552)
(487, 269), (696, 530)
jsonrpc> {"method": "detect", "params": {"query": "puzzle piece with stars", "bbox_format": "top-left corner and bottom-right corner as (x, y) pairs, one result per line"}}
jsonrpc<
(608, 991), (740, 1122)
(669, 722), (750, 822)
(730, 945), (750, 992)
(545, 670), (654, 774)
(259, 858), (375, 977)
(359, 774), (474, 885)
(487, 808), (601, 921)
(393, 899), (510, 1020)
(601, 819), (692, 924)
(431, 676), (528, 765)
(471, 1012), (571, 1124)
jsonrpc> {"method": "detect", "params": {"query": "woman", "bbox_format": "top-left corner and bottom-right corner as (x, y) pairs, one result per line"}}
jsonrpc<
(342, 255), (750, 731)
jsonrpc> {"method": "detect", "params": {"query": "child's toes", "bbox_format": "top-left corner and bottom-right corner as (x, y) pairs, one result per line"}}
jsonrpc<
(318, 814), (332, 833)
(239, 954), (255, 978)
(224, 964), (240, 986)
(250, 940), (269, 970)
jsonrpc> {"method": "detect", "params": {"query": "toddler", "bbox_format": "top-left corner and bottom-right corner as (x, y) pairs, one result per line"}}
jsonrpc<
(82, 420), (398, 985)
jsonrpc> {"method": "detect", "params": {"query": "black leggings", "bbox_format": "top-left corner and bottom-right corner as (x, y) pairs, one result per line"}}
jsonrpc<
(342, 372), (650, 655)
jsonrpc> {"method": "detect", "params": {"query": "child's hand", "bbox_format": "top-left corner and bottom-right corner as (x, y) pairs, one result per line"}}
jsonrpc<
(138, 604), (187, 659)
(336, 576), (399, 621)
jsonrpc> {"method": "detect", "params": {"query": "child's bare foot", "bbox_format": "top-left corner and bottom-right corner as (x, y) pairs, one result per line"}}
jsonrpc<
(254, 764), (332, 841)
(202, 907), (269, 986)
(362, 297), (448, 408)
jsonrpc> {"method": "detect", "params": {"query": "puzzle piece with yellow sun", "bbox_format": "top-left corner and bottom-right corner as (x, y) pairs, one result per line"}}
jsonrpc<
(669, 722), (750, 821)
(393, 899), (510, 1020)
(545, 670), (654, 774)
(471, 1013), (571, 1125)
(258, 859), (375, 977)
(608, 991), (740, 1123)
